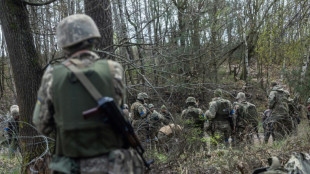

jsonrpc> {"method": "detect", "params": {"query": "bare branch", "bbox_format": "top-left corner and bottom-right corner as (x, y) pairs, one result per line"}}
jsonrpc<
(22, 0), (57, 6)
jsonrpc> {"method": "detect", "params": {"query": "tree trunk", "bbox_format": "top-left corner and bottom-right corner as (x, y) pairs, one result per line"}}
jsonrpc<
(0, 0), (45, 172)
(85, 0), (114, 59)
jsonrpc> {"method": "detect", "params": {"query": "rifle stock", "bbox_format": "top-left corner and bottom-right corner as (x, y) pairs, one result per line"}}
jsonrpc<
(83, 97), (154, 169)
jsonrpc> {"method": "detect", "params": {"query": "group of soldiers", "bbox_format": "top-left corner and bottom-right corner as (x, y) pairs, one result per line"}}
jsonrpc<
(129, 92), (174, 143)
(1, 13), (304, 173)
(130, 81), (305, 149)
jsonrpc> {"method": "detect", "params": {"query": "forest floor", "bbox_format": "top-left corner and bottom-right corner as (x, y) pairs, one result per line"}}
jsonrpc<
(149, 122), (310, 174)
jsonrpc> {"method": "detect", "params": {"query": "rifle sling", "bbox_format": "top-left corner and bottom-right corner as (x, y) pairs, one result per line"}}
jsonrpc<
(64, 59), (102, 101)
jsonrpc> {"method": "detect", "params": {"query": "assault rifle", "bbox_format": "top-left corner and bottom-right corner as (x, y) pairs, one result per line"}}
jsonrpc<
(83, 97), (154, 169)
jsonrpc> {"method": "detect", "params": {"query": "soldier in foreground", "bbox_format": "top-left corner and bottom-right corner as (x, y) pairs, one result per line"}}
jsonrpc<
(267, 82), (292, 141)
(33, 14), (143, 173)
(205, 89), (233, 147)
(233, 92), (259, 146)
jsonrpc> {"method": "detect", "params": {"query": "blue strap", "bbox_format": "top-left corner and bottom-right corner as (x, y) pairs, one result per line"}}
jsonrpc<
(230, 110), (235, 115)
(139, 111), (145, 116)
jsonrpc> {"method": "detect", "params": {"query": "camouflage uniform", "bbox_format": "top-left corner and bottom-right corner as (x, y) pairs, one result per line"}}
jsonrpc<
(233, 92), (258, 146)
(268, 85), (293, 141)
(7, 105), (20, 154)
(160, 105), (173, 125)
(148, 104), (165, 141)
(130, 93), (149, 142)
(205, 89), (233, 146)
(262, 109), (274, 143)
(32, 14), (143, 174)
(181, 97), (205, 137)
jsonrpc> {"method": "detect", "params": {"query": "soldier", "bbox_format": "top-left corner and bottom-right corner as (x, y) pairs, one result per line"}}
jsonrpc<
(233, 92), (259, 146)
(7, 105), (20, 155)
(262, 109), (274, 143)
(32, 14), (143, 173)
(160, 105), (173, 125)
(148, 104), (165, 142)
(181, 97), (205, 137)
(267, 82), (293, 141)
(131, 92), (150, 142)
(205, 89), (233, 147)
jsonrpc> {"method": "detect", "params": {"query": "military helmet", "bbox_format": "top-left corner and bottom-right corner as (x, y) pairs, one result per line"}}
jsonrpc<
(236, 92), (246, 101)
(271, 81), (278, 87)
(161, 105), (167, 110)
(148, 104), (154, 109)
(142, 92), (149, 99)
(214, 89), (223, 97)
(10, 105), (19, 117)
(56, 14), (101, 49)
(186, 97), (196, 104)
(137, 93), (145, 100)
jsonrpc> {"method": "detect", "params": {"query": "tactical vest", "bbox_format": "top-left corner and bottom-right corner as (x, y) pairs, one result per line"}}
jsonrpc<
(213, 98), (230, 122)
(236, 101), (258, 126)
(271, 89), (289, 115)
(52, 59), (124, 158)
(184, 107), (203, 127)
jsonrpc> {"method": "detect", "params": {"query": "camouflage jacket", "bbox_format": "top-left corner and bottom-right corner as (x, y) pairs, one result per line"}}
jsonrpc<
(32, 51), (125, 135)
(268, 85), (289, 116)
(205, 97), (233, 121)
(233, 101), (258, 128)
(130, 100), (148, 120)
(181, 106), (204, 127)
(148, 110), (164, 130)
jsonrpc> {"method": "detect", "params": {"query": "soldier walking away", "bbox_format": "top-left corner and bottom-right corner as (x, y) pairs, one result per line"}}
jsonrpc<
(148, 104), (165, 142)
(205, 89), (233, 148)
(131, 92), (150, 142)
(181, 97), (205, 151)
(262, 109), (274, 144)
(181, 97), (205, 136)
(267, 82), (293, 141)
(232, 92), (259, 147)
(32, 14), (144, 174)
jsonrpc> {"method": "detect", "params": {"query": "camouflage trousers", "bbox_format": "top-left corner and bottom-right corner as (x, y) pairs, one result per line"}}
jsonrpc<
(209, 121), (231, 148)
(263, 117), (274, 143)
(51, 149), (144, 174)
(132, 119), (150, 142)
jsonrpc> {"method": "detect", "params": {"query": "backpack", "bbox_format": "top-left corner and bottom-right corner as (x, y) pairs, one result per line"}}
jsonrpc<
(216, 99), (231, 116)
(185, 108), (203, 127)
(237, 102), (258, 127)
